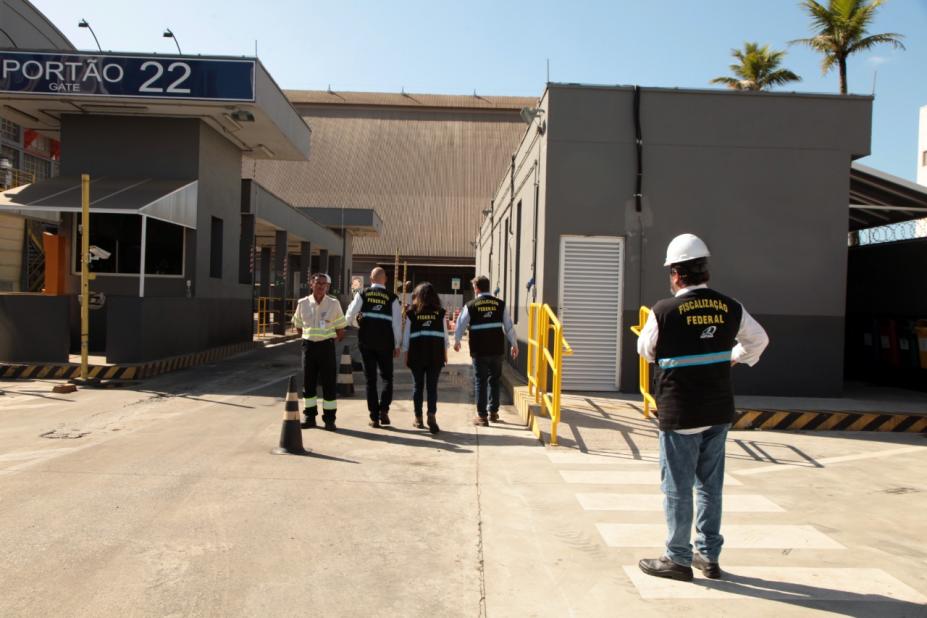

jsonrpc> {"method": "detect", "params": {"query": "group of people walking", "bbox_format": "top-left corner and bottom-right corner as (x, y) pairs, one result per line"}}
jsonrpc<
(295, 233), (769, 584)
(292, 267), (517, 435)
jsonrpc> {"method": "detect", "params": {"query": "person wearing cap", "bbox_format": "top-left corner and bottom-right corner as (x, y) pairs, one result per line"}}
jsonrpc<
(293, 273), (347, 431)
(637, 234), (768, 582)
(345, 267), (402, 428)
(453, 275), (518, 426)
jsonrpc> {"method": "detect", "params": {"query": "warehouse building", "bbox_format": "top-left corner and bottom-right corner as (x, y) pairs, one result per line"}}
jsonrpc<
(247, 90), (535, 306)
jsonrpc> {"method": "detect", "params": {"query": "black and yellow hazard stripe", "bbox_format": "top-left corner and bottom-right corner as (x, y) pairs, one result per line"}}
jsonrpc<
(733, 409), (927, 433)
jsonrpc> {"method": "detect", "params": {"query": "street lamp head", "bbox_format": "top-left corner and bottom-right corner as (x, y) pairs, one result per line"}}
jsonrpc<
(78, 19), (89, 28)
(163, 28), (174, 38)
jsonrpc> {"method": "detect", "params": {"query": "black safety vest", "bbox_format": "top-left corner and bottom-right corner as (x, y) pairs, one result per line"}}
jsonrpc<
(652, 288), (743, 431)
(466, 295), (506, 357)
(406, 307), (446, 368)
(358, 287), (396, 350)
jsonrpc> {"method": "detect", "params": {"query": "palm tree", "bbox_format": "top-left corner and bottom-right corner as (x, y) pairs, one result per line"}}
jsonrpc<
(711, 42), (801, 91)
(792, 0), (905, 94)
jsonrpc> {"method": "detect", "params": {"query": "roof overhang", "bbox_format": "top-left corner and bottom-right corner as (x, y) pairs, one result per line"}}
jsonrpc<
(849, 162), (927, 231)
(0, 176), (198, 228)
(0, 50), (310, 160)
(243, 180), (343, 253)
(298, 207), (382, 237)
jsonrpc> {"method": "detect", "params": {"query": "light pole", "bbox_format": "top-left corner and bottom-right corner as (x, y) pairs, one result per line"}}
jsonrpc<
(163, 28), (182, 54)
(78, 19), (102, 52)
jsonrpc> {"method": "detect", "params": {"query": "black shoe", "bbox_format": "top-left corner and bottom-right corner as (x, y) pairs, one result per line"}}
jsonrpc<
(638, 556), (693, 582)
(473, 416), (489, 427)
(427, 413), (440, 434)
(413, 414), (425, 429)
(379, 410), (391, 426)
(692, 553), (721, 579)
(368, 417), (381, 428)
(322, 412), (337, 432)
(300, 414), (317, 429)
(489, 411), (500, 423)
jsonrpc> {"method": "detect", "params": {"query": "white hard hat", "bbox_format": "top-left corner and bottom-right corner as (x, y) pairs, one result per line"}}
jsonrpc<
(664, 234), (710, 266)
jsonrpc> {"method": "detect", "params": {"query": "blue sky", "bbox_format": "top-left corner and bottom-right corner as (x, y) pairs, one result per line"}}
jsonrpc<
(34, 0), (927, 181)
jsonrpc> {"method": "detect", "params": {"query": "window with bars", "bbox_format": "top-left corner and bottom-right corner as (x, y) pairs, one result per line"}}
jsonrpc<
(0, 118), (19, 143)
(23, 154), (50, 181)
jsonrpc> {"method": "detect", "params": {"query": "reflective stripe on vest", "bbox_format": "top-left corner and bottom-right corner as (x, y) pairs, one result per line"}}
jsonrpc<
(470, 322), (503, 331)
(657, 350), (732, 369)
(361, 313), (393, 321)
(410, 331), (445, 339)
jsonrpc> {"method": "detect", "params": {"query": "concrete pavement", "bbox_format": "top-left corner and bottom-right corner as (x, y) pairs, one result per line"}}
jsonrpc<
(1, 340), (926, 617)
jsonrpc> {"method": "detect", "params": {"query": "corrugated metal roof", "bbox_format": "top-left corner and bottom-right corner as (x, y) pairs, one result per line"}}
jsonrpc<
(246, 98), (533, 258)
(285, 89), (537, 111)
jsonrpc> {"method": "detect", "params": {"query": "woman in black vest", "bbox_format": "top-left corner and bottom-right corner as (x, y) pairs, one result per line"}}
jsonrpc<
(402, 282), (448, 433)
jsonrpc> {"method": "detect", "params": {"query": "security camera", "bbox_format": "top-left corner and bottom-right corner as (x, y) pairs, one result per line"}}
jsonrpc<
(89, 245), (111, 260)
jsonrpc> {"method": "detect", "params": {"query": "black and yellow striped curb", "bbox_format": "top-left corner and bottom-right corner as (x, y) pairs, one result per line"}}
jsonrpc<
(0, 336), (302, 382)
(733, 409), (927, 433)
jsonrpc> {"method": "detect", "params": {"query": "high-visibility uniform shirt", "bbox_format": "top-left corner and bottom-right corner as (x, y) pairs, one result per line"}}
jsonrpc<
(293, 294), (347, 341)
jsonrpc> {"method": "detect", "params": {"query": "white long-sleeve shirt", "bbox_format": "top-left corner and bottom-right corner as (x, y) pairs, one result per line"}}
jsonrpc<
(453, 293), (518, 348)
(344, 283), (402, 347)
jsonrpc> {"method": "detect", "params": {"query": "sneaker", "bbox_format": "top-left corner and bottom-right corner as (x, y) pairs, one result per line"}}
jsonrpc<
(473, 416), (489, 427)
(638, 556), (693, 582)
(379, 410), (391, 426)
(489, 411), (500, 423)
(300, 414), (317, 429)
(413, 414), (425, 429)
(368, 417), (381, 428)
(427, 413), (440, 434)
(692, 553), (722, 579)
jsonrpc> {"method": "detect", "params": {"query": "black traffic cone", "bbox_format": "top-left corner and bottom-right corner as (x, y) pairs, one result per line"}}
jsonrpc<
(272, 376), (307, 455)
(337, 345), (355, 396)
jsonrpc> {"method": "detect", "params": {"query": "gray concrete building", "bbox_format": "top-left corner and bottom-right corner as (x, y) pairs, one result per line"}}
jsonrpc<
(478, 83), (875, 397)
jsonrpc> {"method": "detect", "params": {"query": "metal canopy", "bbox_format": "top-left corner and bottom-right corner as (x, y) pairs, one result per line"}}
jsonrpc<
(0, 176), (198, 228)
(849, 163), (927, 231)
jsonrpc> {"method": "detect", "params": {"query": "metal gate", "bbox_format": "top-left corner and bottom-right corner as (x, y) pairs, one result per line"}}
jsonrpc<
(558, 235), (624, 391)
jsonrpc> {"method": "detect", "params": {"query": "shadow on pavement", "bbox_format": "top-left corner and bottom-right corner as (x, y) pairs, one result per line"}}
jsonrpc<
(335, 427), (473, 453)
(692, 572), (924, 617)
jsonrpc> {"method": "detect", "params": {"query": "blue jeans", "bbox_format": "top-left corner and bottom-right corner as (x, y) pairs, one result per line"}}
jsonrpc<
(659, 423), (730, 566)
(472, 355), (503, 417)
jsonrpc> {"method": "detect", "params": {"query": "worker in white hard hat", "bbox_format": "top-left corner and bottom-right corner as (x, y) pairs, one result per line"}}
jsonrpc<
(637, 233), (768, 583)
(293, 273), (347, 431)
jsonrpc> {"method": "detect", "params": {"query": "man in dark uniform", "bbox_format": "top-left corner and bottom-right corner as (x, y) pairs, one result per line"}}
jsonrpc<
(345, 267), (401, 428)
(453, 275), (518, 426)
(637, 234), (768, 582)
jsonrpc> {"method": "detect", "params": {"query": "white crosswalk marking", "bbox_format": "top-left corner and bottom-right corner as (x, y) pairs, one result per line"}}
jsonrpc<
(546, 451), (658, 465)
(623, 566), (927, 603)
(596, 524), (845, 549)
(560, 469), (743, 486)
(577, 493), (784, 512)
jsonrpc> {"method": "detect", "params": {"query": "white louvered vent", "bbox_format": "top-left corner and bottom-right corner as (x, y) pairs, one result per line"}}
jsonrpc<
(558, 236), (624, 391)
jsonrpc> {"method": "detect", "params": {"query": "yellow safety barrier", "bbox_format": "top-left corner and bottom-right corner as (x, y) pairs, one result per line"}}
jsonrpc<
(527, 303), (573, 446)
(256, 296), (271, 337)
(256, 296), (302, 337)
(629, 306), (656, 418)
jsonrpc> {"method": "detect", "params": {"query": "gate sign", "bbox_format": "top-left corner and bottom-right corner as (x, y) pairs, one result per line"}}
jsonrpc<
(0, 51), (255, 102)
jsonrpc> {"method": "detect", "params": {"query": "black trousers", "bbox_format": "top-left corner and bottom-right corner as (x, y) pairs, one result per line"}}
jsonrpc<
(411, 364), (441, 415)
(360, 346), (393, 418)
(302, 339), (337, 417)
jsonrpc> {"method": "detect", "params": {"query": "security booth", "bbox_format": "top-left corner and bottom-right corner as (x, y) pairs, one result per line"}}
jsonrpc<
(0, 49), (312, 364)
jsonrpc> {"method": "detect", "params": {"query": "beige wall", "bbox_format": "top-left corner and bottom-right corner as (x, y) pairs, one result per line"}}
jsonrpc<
(0, 214), (24, 292)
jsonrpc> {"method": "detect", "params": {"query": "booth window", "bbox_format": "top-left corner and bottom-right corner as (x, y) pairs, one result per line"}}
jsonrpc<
(210, 216), (223, 278)
(74, 214), (183, 276)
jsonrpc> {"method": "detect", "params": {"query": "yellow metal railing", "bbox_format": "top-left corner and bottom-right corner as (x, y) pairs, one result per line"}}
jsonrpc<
(256, 296), (301, 337)
(527, 303), (573, 446)
(2, 168), (35, 190)
(629, 306), (656, 418)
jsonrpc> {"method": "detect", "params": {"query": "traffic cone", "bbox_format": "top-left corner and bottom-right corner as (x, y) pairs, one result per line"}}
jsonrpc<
(272, 376), (307, 455)
(337, 345), (355, 396)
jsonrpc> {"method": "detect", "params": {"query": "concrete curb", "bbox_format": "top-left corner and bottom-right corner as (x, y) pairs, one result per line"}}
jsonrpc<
(0, 335), (302, 382)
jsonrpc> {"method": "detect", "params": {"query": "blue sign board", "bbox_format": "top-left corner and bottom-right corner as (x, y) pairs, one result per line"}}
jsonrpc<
(0, 51), (255, 102)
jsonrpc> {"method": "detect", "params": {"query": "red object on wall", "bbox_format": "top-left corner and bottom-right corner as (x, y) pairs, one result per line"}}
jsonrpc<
(49, 139), (61, 160)
(23, 129), (39, 150)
